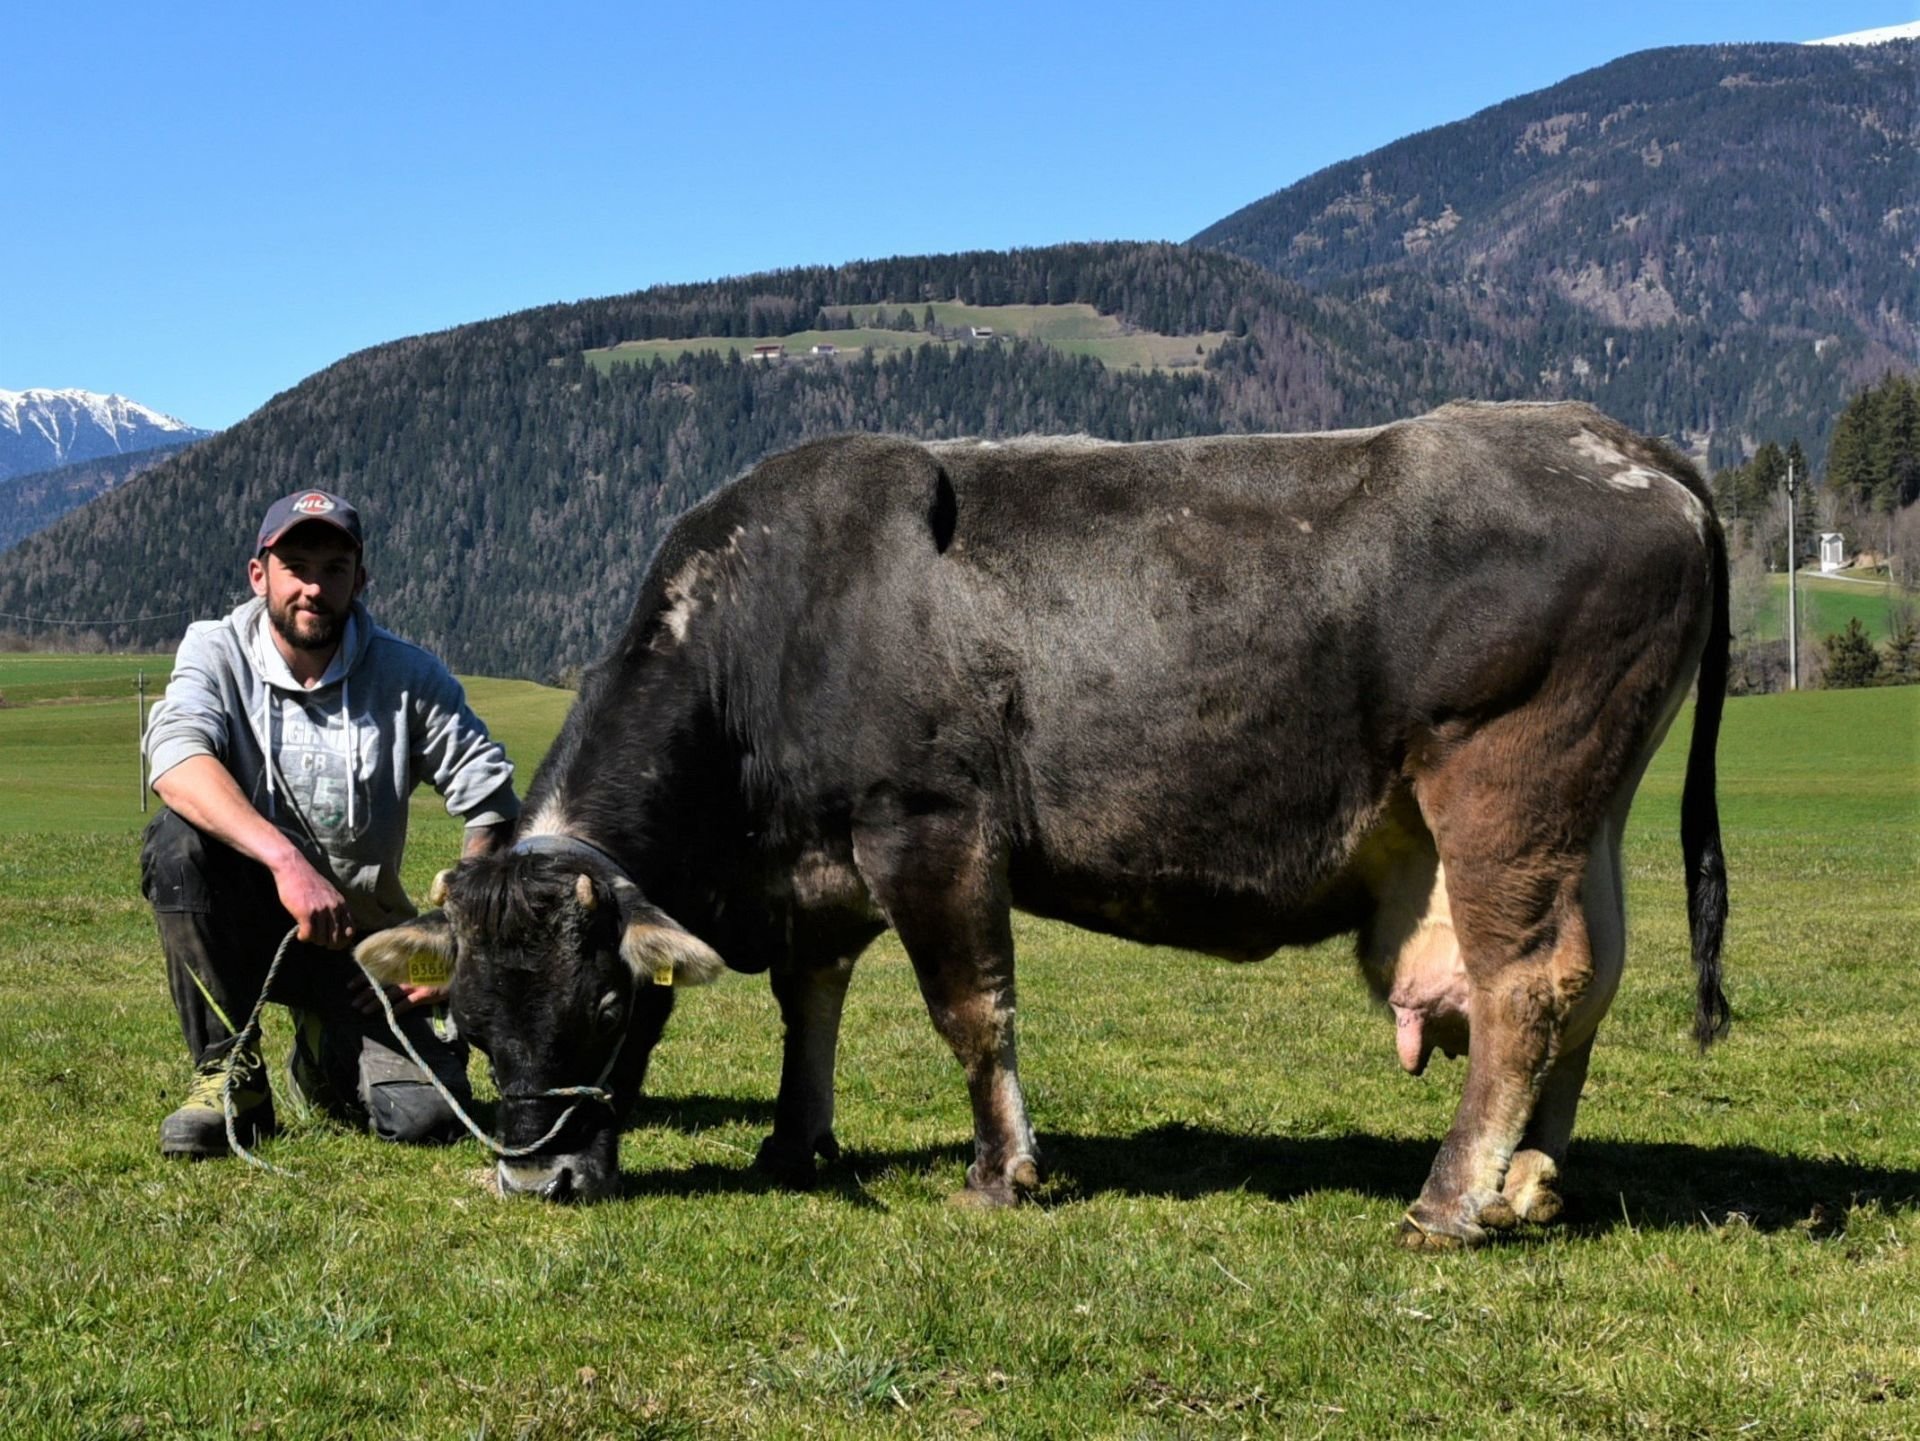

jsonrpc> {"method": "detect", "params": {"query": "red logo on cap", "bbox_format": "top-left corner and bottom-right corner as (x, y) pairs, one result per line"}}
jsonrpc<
(291, 492), (336, 515)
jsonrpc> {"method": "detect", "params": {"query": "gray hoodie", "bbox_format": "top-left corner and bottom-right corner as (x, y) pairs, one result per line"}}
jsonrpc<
(144, 596), (520, 930)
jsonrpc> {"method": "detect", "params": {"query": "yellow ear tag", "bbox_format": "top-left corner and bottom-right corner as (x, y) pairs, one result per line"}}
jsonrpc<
(652, 962), (675, 987)
(407, 953), (452, 987)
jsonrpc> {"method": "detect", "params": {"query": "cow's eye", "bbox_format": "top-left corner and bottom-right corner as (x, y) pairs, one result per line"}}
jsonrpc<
(595, 991), (625, 1035)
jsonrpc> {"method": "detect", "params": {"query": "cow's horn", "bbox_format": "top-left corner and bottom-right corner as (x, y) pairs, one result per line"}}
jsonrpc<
(428, 869), (454, 907)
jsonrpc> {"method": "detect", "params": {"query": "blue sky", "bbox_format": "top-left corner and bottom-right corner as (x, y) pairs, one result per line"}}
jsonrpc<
(5, 1), (1907, 430)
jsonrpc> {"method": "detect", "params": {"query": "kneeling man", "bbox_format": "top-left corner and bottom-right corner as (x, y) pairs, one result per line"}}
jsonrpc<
(142, 489), (520, 1156)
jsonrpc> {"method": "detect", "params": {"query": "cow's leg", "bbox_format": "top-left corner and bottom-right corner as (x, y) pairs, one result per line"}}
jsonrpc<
(1499, 1035), (1593, 1225)
(1399, 849), (1595, 1250)
(854, 809), (1038, 1207)
(1502, 811), (1629, 1224)
(755, 953), (856, 1186)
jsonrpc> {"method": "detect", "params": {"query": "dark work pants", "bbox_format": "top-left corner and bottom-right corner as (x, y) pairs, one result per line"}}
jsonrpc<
(140, 808), (468, 1141)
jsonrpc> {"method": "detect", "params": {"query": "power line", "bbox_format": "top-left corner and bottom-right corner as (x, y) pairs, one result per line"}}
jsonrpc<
(0, 607), (190, 627)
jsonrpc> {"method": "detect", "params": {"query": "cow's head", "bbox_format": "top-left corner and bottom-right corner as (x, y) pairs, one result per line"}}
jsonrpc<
(356, 851), (723, 1201)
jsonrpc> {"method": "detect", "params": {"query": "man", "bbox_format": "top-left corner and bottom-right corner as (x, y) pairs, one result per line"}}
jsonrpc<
(141, 489), (520, 1157)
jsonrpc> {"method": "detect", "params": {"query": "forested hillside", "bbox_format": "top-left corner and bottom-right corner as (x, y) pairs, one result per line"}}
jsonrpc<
(4, 43), (1913, 681)
(0, 246), (1434, 678)
(0, 441), (200, 553)
(1195, 40), (1916, 467)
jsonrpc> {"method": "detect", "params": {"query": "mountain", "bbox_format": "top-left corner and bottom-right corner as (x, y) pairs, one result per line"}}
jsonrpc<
(1806, 21), (1920, 46)
(0, 245), (1432, 676)
(0, 389), (211, 482)
(1192, 40), (1917, 468)
(0, 441), (203, 554)
(3, 42), (1914, 679)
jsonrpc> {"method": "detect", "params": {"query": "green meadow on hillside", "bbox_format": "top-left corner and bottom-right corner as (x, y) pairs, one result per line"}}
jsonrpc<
(584, 301), (1228, 376)
(1751, 572), (1908, 647)
(0, 656), (1915, 1437)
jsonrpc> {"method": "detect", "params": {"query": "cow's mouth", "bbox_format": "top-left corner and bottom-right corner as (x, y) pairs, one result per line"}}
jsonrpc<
(496, 1152), (617, 1202)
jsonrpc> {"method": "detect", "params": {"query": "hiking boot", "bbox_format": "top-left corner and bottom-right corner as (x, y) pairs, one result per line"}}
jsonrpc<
(284, 1006), (366, 1128)
(160, 1047), (277, 1159)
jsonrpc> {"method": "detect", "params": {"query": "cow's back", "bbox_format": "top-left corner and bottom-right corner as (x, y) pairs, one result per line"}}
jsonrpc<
(666, 403), (1717, 952)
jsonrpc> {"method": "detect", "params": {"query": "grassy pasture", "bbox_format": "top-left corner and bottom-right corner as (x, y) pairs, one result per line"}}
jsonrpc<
(0, 657), (1916, 1437)
(1751, 573), (1907, 647)
(583, 301), (1226, 377)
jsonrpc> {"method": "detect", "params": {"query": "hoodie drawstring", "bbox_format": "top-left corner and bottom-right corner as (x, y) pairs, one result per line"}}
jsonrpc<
(343, 676), (355, 833)
(259, 686), (277, 817)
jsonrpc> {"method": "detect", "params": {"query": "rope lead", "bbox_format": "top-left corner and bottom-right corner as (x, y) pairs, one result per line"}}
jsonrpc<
(222, 927), (627, 1177)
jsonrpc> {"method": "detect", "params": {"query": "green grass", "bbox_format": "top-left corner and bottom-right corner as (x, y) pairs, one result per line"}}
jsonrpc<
(584, 301), (1226, 378)
(1, 667), (1916, 1437)
(1749, 573), (1908, 646)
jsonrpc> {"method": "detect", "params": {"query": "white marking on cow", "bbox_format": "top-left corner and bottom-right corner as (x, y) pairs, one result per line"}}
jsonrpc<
(1570, 428), (1711, 538)
(1666, 476), (1712, 540)
(1569, 429), (1661, 489)
(660, 557), (705, 645)
(656, 527), (748, 650)
(523, 799), (571, 838)
(1293, 516), (1313, 534)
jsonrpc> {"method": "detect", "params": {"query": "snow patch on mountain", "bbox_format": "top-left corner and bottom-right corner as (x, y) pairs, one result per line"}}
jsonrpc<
(1805, 21), (1920, 46)
(0, 388), (210, 482)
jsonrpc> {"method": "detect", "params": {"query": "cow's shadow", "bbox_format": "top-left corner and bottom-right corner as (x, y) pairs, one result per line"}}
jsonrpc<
(611, 1113), (1920, 1237)
(626, 1094), (776, 1133)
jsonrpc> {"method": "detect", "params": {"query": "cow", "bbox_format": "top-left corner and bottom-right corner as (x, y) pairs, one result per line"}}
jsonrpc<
(361, 400), (1729, 1248)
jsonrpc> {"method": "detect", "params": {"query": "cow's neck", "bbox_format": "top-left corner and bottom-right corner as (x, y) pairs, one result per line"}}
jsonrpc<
(516, 651), (734, 921)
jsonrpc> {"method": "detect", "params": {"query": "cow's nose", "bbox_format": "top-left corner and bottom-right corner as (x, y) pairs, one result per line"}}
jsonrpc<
(497, 1158), (573, 1199)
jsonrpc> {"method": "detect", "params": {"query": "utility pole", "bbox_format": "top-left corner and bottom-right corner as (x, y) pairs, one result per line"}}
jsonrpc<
(137, 670), (149, 812)
(1785, 458), (1799, 691)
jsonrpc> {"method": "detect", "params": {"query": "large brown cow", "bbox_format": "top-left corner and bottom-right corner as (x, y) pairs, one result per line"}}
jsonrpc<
(363, 400), (1729, 1247)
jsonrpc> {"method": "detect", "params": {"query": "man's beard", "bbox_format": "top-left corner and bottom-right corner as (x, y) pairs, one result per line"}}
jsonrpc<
(269, 596), (345, 652)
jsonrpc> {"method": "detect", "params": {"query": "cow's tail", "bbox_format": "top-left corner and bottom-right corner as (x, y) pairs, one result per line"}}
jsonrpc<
(1682, 525), (1731, 1049)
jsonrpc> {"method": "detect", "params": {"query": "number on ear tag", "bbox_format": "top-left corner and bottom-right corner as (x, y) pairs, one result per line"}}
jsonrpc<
(653, 962), (675, 987)
(408, 953), (452, 987)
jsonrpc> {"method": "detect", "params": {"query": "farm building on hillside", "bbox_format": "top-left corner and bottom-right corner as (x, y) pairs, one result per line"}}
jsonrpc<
(810, 343), (838, 356)
(1820, 532), (1849, 572)
(749, 344), (786, 362)
(969, 326), (996, 340)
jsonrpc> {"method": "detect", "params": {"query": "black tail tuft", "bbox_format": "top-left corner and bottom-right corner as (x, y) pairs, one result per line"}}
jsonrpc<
(1683, 525), (1732, 1050)
(928, 469), (958, 554)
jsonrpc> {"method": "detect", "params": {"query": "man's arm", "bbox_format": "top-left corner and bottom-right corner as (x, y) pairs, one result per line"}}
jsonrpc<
(463, 820), (513, 859)
(152, 754), (358, 950)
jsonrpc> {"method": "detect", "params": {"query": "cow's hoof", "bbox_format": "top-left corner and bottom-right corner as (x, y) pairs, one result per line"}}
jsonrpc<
(952, 1154), (1041, 1208)
(1397, 1195), (1495, 1250)
(1502, 1152), (1564, 1224)
(754, 1134), (821, 1189)
(1477, 1195), (1520, 1231)
(1516, 1185), (1563, 1224)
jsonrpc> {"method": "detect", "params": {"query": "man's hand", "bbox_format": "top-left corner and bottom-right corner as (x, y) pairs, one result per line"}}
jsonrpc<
(153, 756), (358, 948)
(272, 854), (356, 950)
(347, 974), (448, 1019)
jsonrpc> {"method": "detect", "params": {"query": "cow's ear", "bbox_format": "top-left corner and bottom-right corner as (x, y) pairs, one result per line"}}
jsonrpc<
(355, 911), (458, 989)
(612, 881), (725, 987)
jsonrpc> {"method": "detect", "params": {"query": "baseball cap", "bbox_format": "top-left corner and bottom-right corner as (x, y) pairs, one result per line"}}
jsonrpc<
(256, 490), (364, 554)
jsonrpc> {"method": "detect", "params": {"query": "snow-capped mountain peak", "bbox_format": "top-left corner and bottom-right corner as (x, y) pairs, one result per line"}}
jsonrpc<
(1805, 21), (1920, 46)
(0, 387), (210, 482)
